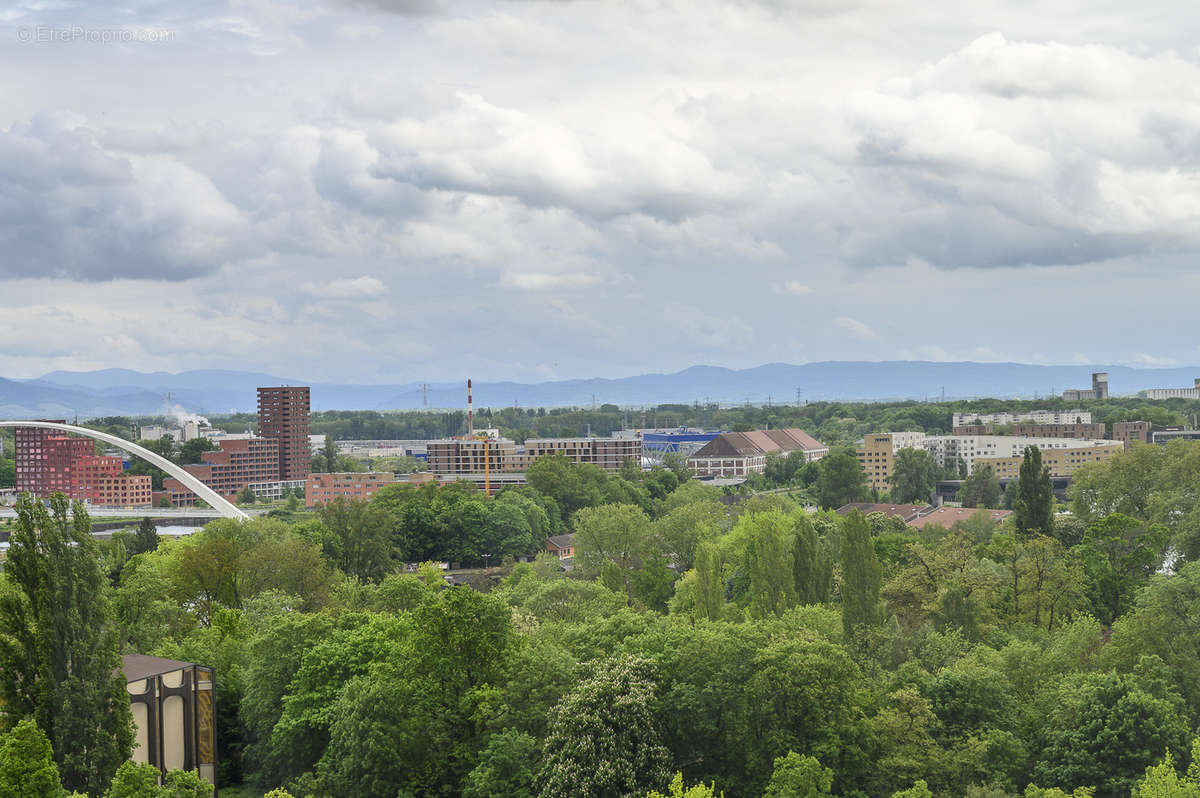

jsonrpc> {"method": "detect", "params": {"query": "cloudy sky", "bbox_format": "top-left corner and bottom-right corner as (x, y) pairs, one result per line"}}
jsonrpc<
(2, 0), (1199, 384)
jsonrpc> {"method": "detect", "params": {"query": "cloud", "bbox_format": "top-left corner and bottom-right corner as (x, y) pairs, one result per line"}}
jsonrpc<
(499, 271), (603, 291)
(832, 316), (880, 342)
(774, 280), (814, 295)
(298, 276), (388, 299)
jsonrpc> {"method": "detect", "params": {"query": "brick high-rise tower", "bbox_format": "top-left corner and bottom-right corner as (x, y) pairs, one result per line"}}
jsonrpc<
(257, 386), (311, 481)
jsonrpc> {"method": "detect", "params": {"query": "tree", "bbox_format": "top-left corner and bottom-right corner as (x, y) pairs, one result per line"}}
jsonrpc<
(0, 718), (64, 798)
(129, 517), (160, 556)
(840, 510), (883, 637)
(0, 496), (133, 795)
(646, 773), (721, 798)
(1134, 738), (1200, 798)
(1014, 446), (1054, 537)
(815, 450), (868, 509)
(178, 437), (217, 466)
(763, 752), (834, 798)
(323, 436), (338, 473)
(889, 448), (936, 505)
(573, 504), (656, 604)
(237, 485), (257, 505)
(537, 656), (671, 798)
(103, 761), (213, 798)
(1032, 671), (1188, 798)
(1080, 514), (1170, 625)
(463, 729), (538, 798)
(958, 464), (1001, 509)
(793, 515), (832, 605)
(316, 497), (393, 581)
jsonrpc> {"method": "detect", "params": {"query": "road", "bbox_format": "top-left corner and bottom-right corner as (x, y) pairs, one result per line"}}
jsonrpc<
(0, 505), (267, 520)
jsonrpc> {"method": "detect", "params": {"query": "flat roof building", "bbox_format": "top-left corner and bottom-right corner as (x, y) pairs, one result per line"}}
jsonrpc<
(258, 386), (311, 481)
(952, 410), (1092, 427)
(306, 471), (399, 506)
(163, 437), (280, 506)
(1142, 379), (1200, 400)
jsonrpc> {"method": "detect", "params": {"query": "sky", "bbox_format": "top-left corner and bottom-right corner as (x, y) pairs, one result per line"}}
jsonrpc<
(1, 0), (1199, 385)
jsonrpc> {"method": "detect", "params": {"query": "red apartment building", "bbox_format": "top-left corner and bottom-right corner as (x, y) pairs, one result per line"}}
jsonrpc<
(305, 472), (399, 506)
(257, 386), (311, 481)
(163, 437), (280, 506)
(15, 422), (97, 498)
(14, 425), (150, 506)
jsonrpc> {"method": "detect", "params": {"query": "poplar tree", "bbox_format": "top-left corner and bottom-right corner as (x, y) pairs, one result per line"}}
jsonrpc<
(840, 510), (883, 638)
(0, 495), (134, 796)
(793, 514), (832, 605)
(1014, 446), (1055, 537)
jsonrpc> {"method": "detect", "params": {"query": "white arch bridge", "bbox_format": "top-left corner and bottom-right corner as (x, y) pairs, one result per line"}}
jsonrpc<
(0, 420), (248, 520)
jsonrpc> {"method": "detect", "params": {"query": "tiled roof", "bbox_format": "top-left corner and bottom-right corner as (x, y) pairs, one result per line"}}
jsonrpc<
(906, 507), (1013, 529)
(546, 533), (575, 549)
(692, 428), (827, 458)
(836, 503), (933, 522)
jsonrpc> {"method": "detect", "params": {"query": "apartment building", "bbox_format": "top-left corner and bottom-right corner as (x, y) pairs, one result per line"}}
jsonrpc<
(306, 472), (399, 506)
(974, 442), (1124, 480)
(14, 423), (95, 498)
(951, 410), (1092, 427)
(1111, 421), (1155, 449)
(519, 437), (642, 471)
(90, 474), (153, 507)
(427, 438), (520, 475)
(1143, 379), (1200, 400)
(689, 428), (828, 479)
(923, 435), (1123, 475)
(162, 437), (280, 505)
(258, 386), (311, 481)
(1010, 423), (1107, 439)
(855, 432), (928, 491)
(1062, 372), (1109, 401)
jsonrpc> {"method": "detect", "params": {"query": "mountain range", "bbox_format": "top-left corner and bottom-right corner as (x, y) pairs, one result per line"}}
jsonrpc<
(1, 363), (1199, 419)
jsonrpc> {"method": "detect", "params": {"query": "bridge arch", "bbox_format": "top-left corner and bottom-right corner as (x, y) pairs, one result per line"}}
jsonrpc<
(0, 421), (248, 520)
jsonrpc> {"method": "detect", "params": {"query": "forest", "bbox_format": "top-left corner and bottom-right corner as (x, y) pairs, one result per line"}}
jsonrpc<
(3, 436), (1200, 797)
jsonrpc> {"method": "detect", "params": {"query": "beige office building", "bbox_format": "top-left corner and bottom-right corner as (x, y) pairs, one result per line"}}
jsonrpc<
(856, 432), (927, 491)
(974, 442), (1124, 480)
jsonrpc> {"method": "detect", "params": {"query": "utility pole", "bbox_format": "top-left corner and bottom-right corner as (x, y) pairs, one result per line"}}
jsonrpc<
(420, 383), (431, 407)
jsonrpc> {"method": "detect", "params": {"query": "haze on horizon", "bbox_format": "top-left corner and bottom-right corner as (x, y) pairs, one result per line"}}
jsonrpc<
(2, 0), (1198, 385)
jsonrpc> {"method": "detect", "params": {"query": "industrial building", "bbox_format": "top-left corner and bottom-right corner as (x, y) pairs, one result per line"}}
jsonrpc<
(687, 429), (828, 479)
(1061, 372), (1109, 401)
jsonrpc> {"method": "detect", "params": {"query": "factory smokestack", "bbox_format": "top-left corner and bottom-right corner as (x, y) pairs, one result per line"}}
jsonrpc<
(468, 379), (473, 436)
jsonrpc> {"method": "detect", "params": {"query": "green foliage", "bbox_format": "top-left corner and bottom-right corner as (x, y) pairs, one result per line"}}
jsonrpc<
(103, 761), (213, 797)
(815, 449), (869, 509)
(645, 772), (722, 798)
(959, 464), (1002, 509)
(537, 656), (672, 798)
(1014, 446), (1055, 537)
(1134, 738), (1200, 798)
(0, 718), (64, 798)
(0, 496), (133, 795)
(462, 729), (538, 798)
(762, 752), (833, 798)
(840, 510), (883, 637)
(890, 448), (937, 505)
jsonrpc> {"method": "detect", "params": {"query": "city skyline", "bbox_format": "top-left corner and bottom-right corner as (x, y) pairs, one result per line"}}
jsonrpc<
(3, 1), (1199, 383)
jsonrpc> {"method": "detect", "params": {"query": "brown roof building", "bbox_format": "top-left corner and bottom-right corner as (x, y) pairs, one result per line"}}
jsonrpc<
(836, 503), (933, 523)
(688, 428), (828, 478)
(906, 507), (1012, 529)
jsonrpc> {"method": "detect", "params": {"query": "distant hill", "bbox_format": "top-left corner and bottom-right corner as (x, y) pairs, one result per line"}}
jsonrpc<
(2, 362), (1198, 419)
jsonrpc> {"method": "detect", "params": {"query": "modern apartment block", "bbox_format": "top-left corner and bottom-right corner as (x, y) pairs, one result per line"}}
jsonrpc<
(1142, 379), (1200, 400)
(14, 422), (95, 497)
(688, 428), (828, 479)
(1061, 372), (1109, 401)
(519, 437), (643, 471)
(306, 471), (399, 506)
(428, 435), (642, 477)
(922, 435), (1122, 475)
(951, 410), (1092, 427)
(162, 437), (280, 505)
(1111, 421), (1155, 449)
(1009, 422), (1107, 439)
(974, 442), (1125, 480)
(856, 432), (928, 491)
(89, 474), (153, 507)
(427, 438), (520, 476)
(257, 386), (311, 481)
